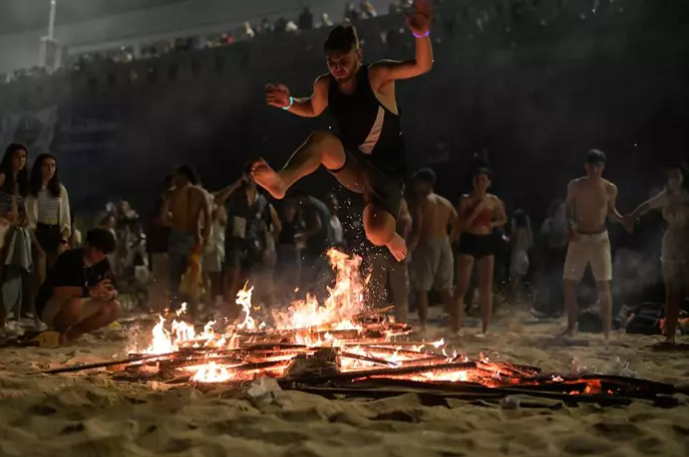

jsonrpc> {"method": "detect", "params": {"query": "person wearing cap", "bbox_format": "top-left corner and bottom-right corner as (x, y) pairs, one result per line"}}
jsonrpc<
(562, 149), (628, 340)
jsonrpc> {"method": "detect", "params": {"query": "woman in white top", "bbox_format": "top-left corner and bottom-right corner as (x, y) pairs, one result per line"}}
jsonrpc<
(26, 154), (71, 299)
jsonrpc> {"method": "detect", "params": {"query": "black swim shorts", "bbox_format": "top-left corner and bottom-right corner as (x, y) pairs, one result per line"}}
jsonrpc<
(328, 150), (403, 219)
(456, 233), (496, 259)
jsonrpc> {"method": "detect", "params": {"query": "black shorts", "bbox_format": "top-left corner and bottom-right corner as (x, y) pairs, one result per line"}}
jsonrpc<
(456, 233), (495, 259)
(36, 223), (63, 253)
(329, 150), (403, 219)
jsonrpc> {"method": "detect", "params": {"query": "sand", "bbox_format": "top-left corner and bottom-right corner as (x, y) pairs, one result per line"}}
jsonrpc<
(1, 311), (688, 457)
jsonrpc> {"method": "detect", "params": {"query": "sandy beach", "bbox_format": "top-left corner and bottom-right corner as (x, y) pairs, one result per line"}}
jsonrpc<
(1, 309), (687, 457)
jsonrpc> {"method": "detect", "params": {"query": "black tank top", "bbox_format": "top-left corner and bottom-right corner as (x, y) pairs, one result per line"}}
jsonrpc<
(226, 188), (268, 242)
(328, 65), (405, 177)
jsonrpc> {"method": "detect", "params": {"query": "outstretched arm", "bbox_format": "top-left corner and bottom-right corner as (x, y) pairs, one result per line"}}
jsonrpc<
(628, 191), (666, 221)
(370, 0), (433, 84)
(607, 184), (625, 225)
(265, 76), (329, 118)
(214, 177), (244, 205)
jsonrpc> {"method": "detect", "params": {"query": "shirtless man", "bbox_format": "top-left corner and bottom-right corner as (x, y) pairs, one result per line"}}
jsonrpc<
(162, 165), (211, 312)
(409, 168), (456, 332)
(252, 0), (433, 262)
(562, 150), (627, 339)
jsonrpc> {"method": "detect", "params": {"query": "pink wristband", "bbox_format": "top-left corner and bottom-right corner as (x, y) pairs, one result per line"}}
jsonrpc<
(413, 30), (430, 38)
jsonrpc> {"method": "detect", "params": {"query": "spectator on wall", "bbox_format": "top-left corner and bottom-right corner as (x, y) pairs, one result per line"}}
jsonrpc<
(360, 0), (378, 19)
(319, 13), (334, 28)
(298, 7), (314, 31)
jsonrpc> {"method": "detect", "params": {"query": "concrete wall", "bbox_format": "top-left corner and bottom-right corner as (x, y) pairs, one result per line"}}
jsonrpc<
(0, 0), (391, 74)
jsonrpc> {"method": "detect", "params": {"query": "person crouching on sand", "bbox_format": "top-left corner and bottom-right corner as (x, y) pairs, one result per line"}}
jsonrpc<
(34, 228), (120, 343)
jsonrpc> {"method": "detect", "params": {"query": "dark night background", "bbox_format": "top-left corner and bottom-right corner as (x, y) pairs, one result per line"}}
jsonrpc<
(0, 0), (687, 225)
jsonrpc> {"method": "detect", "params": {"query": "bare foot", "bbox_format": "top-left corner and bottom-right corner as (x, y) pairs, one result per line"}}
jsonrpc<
(251, 159), (287, 199)
(386, 233), (407, 262)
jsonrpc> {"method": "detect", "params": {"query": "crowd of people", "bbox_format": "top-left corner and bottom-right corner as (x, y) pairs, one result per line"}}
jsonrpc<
(0, 0), (685, 348)
(1, 0), (618, 84)
(0, 142), (121, 343)
(1, 0), (405, 83)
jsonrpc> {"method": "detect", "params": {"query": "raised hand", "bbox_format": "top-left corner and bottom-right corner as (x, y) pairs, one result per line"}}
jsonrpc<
(622, 215), (636, 234)
(406, 0), (433, 35)
(265, 83), (291, 109)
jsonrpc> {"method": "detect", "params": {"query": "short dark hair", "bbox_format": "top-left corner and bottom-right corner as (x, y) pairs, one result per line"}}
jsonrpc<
(473, 167), (493, 180)
(174, 165), (199, 185)
(413, 168), (436, 185)
(586, 149), (607, 164)
(324, 24), (360, 54)
(86, 227), (116, 254)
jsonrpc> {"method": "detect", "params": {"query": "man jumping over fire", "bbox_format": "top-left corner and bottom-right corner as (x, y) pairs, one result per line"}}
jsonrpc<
(252, 0), (434, 262)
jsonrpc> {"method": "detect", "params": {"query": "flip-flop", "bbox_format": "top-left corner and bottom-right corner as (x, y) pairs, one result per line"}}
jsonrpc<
(27, 331), (62, 349)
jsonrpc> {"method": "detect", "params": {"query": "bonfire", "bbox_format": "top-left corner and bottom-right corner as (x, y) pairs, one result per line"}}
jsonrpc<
(44, 250), (684, 407)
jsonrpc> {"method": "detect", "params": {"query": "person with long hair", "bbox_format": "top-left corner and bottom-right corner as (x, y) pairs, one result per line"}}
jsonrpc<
(26, 153), (72, 316)
(0, 143), (30, 327)
(451, 168), (507, 336)
(625, 164), (689, 345)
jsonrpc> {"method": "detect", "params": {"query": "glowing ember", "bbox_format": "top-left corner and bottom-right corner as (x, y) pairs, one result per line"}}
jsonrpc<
(130, 250), (541, 386)
(190, 362), (233, 383)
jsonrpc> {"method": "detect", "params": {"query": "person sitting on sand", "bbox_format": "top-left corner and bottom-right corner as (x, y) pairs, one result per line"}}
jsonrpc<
(35, 227), (120, 343)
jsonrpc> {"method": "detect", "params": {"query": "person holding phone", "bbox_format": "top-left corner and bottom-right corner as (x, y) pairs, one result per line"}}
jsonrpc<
(35, 227), (120, 343)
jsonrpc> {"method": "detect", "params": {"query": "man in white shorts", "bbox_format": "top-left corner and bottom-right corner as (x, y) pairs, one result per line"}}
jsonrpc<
(36, 228), (120, 343)
(562, 150), (630, 339)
